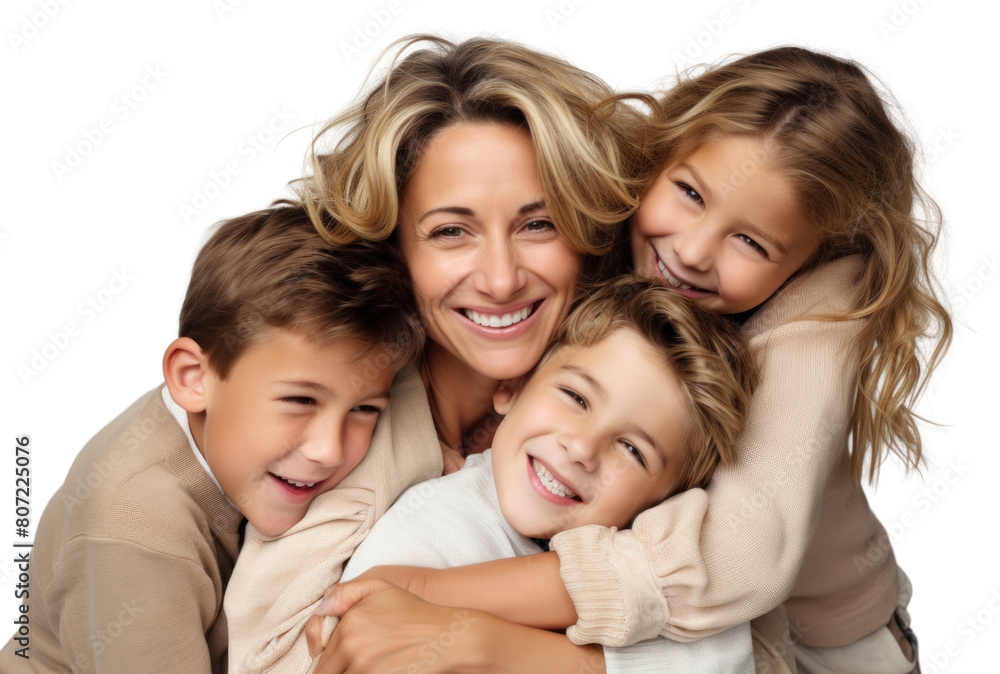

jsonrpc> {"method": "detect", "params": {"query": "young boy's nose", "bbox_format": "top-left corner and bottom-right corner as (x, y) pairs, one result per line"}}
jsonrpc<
(560, 427), (600, 472)
(299, 424), (345, 468)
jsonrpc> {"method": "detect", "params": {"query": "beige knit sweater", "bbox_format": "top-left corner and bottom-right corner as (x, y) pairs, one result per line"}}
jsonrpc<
(224, 364), (443, 673)
(0, 387), (244, 673)
(550, 256), (900, 650)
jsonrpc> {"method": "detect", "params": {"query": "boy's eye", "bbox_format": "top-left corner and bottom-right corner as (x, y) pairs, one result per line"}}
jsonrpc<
(736, 233), (768, 257)
(282, 396), (316, 406)
(677, 182), (704, 205)
(620, 440), (647, 468)
(559, 388), (587, 409)
(351, 405), (383, 415)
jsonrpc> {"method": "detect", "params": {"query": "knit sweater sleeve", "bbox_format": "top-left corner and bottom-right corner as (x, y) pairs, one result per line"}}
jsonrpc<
(550, 259), (864, 647)
(40, 535), (221, 673)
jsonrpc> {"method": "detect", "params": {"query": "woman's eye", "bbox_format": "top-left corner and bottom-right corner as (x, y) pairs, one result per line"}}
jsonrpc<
(736, 233), (767, 257)
(678, 183), (703, 205)
(282, 396), (315, 406)
(524, 219), (555, 233)
(560, 388), (587, 408)
(430, 226), (464, 238)
(621, 440), (647, 468)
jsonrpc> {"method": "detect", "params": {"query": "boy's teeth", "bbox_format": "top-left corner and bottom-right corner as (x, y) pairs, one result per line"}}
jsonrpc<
(657, 257), (697, 291)
(531, 458), (578, 500)
(284, 478), (316, 488)
(463, 305), (532, 327)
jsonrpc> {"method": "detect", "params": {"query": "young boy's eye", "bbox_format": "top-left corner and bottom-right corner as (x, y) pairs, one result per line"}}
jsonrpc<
(559, 388), (587, 409)
(621, 440), (647, 468)
(736, 233), (768, 257)
(282, 396), (316, 406)
(351, 405), (383, 415)
(677, 182), (704, 205)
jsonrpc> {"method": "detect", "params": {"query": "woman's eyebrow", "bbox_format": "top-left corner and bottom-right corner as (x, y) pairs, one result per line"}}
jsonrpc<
(518, 200), (546, 215)
(417, 206), (475, 223)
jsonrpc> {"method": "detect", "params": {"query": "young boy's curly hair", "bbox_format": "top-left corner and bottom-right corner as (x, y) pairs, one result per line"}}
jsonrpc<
(547, 276), (759, 493)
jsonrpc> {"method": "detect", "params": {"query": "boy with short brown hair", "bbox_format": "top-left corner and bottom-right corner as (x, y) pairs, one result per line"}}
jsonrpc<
(1, 203), (438, 673)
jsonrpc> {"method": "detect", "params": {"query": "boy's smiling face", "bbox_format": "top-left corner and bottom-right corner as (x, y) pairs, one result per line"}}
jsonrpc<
(192, 329), (395, 536)
(490, 328), (688, 539)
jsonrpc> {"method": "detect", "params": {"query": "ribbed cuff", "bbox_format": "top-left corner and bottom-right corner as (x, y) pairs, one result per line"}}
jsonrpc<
(551, 525), (669, 647)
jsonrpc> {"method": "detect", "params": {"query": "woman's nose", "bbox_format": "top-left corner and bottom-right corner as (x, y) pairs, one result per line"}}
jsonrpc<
(475, 234), (527, 301)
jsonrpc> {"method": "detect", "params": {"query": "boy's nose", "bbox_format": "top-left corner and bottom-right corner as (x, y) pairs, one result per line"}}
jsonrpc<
(560, 430), (600, 472)
(299, 430), (345, 468)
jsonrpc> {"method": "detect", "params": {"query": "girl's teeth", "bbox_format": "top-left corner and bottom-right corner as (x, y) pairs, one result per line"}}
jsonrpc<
(531, 458), (579, 500)
(285, 478), (315, 488)
(463, 305), (532, 327)
(657, 257), (697, 291)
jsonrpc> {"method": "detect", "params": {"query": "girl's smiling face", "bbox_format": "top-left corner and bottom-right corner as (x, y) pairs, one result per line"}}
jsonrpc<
(398, 122), (581, 382)
(631, 135), (820, 315)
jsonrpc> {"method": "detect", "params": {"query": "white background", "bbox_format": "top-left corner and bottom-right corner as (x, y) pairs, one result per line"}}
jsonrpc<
(1, 0), (996, 671)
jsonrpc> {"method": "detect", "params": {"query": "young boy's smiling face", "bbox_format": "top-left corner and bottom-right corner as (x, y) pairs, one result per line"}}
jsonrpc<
(490, 328), (688, 539)
(193, 329), (395, 536)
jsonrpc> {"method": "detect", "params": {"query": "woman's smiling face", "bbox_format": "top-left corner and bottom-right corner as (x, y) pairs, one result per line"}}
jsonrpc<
(398, 122), (581, 381)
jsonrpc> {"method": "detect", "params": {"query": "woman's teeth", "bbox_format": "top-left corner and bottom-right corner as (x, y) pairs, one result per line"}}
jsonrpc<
(532, 458), (579, 500)
(463, 305), (532, 327)
(657, 257), (700, 291)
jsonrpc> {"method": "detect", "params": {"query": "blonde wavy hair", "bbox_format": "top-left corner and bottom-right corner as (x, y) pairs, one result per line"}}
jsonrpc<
(637, 46), (952, 484)
(547, 276), (759, 494)
(298, 35), (645, 258)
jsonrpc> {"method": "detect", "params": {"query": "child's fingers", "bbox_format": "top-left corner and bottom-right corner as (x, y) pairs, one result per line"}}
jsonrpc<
(313, 577), (397, 616)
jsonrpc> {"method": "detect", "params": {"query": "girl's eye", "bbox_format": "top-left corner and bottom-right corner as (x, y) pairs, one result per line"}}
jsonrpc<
(282, 396), (316, 406)
(430, 226), (464, 239)
(352, 405), (383, 415)
(524, 219), (555, 233)
(621, 440), (647, 468)
(736, 233), (768, 257)
(560, 388), (587, 409)
(678, 183), (704, 205)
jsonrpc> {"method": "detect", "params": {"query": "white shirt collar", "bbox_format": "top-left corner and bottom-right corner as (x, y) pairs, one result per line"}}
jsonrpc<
(161, 386), (236, 508)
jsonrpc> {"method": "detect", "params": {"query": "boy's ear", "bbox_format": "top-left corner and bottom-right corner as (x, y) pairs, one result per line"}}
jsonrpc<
(492, 376), (525, 415)
(163, 337), (211, 413)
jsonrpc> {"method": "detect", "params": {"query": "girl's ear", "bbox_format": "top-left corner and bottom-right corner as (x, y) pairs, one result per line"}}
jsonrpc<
(163, 337), (211, 413)
(492, 376), (525, 415)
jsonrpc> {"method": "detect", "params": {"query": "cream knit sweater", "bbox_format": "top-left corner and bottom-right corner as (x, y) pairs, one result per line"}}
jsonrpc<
(551, 256), (900, 650)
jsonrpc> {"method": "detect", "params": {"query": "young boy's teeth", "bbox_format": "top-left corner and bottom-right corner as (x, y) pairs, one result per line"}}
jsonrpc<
(283, 478), (316, 488)
(463, 305), (532, 327)
(531, 458), (578, 500)
(657, 257), (697, 291)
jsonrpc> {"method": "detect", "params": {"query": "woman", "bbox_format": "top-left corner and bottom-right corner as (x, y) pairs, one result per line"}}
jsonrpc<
(301, 35), (643, 462)
(225, 35), (670, 673)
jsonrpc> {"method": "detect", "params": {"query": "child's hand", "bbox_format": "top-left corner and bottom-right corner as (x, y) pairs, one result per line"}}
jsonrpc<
(314, 565), (432, 616)
(312, 579), (489, 674)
